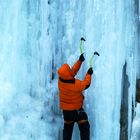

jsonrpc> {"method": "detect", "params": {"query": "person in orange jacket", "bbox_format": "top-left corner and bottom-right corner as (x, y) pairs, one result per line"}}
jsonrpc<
(57, 53), (93, 140)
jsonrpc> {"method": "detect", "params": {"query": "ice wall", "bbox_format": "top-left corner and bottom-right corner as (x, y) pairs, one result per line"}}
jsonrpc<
(0, 0), (139, 140)
(0, 0), (61, 140)
(130, 2), (140, 140)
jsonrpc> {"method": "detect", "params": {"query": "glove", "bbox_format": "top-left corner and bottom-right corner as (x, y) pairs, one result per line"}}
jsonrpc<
(81, 37), (86, 41)
(79, 53), (85, 62)
(87, 67), (93, 75)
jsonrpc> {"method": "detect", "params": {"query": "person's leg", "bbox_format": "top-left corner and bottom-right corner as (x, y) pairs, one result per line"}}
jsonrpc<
(63, 121), (74, 140)
(77, 109), (90, 140)
(78, 121), (90, 140)
(63, 110), (77, 140)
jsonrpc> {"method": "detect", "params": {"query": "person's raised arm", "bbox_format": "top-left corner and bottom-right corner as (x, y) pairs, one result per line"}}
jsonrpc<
(71, 54), (85, 76)
(80, 67), (93, 90)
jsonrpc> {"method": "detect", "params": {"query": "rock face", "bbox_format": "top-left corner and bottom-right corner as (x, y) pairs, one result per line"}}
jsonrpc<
(120, 62), (130, 140)
(136, 79), (140, 103)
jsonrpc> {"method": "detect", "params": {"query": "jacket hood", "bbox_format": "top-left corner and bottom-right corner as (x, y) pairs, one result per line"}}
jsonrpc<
(57, 64), (74, 80)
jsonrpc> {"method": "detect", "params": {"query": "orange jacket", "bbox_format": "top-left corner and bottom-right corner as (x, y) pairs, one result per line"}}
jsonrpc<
(57, 60), (92, 110)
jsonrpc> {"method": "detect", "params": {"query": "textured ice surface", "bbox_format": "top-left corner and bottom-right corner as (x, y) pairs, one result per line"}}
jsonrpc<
(131, 104), (140, 140)
(0, 0), (139, 140)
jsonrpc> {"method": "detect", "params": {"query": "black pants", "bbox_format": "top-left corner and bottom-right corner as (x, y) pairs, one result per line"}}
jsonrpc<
(63, 108), (90, 140)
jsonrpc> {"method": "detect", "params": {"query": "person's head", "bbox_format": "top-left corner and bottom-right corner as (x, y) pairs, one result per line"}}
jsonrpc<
(57, 64), (74, 80)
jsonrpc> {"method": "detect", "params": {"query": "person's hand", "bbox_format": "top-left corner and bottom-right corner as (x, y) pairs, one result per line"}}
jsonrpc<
(81, 37), (86, 41)
(79, 53), (85, 62)
(87, 67), (93, 75)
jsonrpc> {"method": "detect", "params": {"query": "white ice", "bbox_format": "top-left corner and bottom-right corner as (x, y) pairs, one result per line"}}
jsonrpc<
(0, 0), (139, 140)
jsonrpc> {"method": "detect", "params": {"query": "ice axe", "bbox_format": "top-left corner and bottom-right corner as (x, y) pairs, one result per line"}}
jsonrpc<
(90, 51), (100, 67)
(80, 37), (86, 54)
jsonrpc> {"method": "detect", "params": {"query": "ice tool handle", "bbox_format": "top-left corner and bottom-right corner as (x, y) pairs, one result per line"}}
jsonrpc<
(90, 51), (100, 67)
(80, 37), (86, 54)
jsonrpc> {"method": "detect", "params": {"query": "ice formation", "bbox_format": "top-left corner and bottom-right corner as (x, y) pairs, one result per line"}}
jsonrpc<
(0, 0), (139, 140)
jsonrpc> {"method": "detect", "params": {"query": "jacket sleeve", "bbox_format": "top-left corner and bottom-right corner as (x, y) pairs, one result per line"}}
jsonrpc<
(80, 73), (92, 90)
(71, 60), (82, 76)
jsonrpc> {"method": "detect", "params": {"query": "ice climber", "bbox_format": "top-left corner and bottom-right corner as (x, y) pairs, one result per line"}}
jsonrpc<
(57, 52), (93, 140)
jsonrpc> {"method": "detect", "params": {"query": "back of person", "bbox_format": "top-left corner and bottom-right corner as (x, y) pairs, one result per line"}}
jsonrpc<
(57, 54), (93, 140)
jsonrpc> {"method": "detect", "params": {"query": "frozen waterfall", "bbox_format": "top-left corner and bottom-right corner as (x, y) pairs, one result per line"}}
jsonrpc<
(0, 0), (139, 140)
